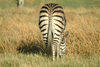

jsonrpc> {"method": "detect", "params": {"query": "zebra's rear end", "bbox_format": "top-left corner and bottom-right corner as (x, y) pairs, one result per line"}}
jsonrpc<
(39, 3), (67, 61)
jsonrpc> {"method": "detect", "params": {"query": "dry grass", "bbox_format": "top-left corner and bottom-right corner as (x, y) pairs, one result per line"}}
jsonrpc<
(64, 8), (100, 55)
(0, 6), (100, 56)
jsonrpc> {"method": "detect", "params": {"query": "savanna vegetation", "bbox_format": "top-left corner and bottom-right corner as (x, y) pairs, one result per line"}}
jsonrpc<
(0, 0), (100, 67)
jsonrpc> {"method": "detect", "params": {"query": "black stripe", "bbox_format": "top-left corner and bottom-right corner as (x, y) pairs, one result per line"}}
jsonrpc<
(42, 6), (49, 11)
(40, 15), (47, 18)
(55, 33), (60, 36)
(40, 10), (48, 14)
(53, 6), (63, 10)
(54, 37), (59, 39)
(61, 40), (65, 44)
(61, 43), (66, 45)
(53, 10), (64, 14)
(43, 33), (47, 36)
(55, 29), (62, 33)
(40, 24), (47, 29)
(39, 20), (46, 25)
(55, 23), (63, 30)
(41, 29), (46, 32)
(43, 37), (47, 39)
(54, 15), (64, 21)
(54, 19), (64, 25)
(45, 4), (50, 7)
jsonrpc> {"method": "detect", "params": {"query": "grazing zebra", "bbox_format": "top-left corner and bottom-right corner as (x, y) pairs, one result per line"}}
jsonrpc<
(39, 3), (68, 61)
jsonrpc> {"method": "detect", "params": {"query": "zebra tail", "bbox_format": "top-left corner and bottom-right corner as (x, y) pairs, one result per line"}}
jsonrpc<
(47, 20), (52, 54)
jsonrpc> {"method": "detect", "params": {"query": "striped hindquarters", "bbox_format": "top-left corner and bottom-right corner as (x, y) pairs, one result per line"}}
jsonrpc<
(39, 3), (67, 59)
(39, 3), (66, 45)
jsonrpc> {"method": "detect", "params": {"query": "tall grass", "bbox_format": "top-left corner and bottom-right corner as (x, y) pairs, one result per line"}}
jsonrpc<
(0, 6), (100, 56)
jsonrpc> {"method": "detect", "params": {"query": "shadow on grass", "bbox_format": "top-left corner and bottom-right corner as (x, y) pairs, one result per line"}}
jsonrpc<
(17, 40), (46, 55)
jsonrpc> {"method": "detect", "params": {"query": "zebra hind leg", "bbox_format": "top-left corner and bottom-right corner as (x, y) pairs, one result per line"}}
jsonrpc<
(57, 42), (60, 60)
(52, 41), (56, 61)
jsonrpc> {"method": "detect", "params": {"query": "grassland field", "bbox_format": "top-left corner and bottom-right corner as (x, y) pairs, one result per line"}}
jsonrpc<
(0, 0), (100, 67)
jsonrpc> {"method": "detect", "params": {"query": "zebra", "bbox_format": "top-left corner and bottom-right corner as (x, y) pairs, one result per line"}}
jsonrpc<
(39, 3), (68, 61)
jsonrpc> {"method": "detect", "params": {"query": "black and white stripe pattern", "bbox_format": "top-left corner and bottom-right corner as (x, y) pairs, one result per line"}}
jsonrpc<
(39, 3), (67, 61)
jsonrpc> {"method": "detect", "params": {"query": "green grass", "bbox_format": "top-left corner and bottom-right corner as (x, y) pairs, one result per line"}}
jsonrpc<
(0, 0), (100, 9)
(0, 53), (100, 67)
(0, 0), (16, 9)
